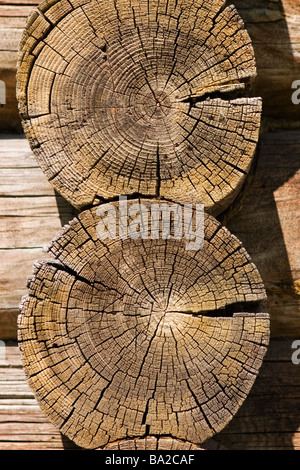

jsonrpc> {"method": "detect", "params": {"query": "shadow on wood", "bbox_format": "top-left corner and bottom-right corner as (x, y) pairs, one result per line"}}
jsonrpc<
(1, 0), (299, 132)
(216, 338), (300, 450)
(60, 434), (84, 450)
(234, 0), (300, 122)
(222, 130), (300, 337)
(54, 190), (78, 227)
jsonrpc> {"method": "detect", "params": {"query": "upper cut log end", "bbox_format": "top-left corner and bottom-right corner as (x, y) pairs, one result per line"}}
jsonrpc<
(16, 0), (262, 215)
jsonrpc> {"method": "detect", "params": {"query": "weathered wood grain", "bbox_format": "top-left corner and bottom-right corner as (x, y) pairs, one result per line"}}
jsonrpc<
(0, 0), (39, 131)
(234, 0), (300, 122)
(1, 0), (300, 128)
(1, 129), (298, 339)
(1, 0), (299, 132)
(18, 200), (269, 448)
(17, 0), (262, 214)
(223, 130), (300, 337)
(0, 129), (298, 339)
(0, 0), (298, 453)
(102, 437), (205, 450)
(0, 340), (299, 450)
(0, 135), (77, 339)
(217, 338), (300, 450)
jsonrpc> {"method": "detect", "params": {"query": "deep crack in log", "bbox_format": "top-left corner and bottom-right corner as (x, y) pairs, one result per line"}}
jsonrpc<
(18, 200), (269, 449)
(17, 0), (262, 214)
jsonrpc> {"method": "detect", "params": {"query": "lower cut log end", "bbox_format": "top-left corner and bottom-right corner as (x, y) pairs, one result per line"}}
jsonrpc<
(18, 200), (269, 449)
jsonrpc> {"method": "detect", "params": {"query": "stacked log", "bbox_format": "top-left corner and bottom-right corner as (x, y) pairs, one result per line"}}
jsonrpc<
(1, 0), (300, 132)
(16, 0), (270, 449)
(19, 202), (269, 448)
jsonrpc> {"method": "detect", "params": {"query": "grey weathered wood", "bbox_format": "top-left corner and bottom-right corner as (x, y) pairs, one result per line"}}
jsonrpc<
(17, 0), (262, 214)
(18, 198), (269, 448)
(0, 1), (39, 131)
(234, 0), (300, 122)
(223, 130), (300, 337)
(2, 2), (299, 448)
(0, 135), (76, 339)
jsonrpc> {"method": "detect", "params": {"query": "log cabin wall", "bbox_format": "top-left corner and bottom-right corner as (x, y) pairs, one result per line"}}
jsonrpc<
(0, 0), (39, 131)
(0, 0), (299, 450)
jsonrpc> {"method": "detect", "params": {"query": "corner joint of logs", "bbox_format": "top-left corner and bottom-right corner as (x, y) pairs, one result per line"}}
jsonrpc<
(17, 0), (269, 450)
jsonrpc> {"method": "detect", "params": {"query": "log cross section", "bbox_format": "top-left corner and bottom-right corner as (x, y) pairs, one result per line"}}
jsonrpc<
(18, 203), (269, 449)
(17, 0), (262, 215)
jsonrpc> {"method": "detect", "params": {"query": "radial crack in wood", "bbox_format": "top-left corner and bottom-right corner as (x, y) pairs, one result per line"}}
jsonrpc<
(18, 200), (269, 449)
(17, 0), (261, 214)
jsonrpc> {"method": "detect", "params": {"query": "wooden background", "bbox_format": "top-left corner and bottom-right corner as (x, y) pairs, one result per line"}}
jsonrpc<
(0, 0), (299, 450)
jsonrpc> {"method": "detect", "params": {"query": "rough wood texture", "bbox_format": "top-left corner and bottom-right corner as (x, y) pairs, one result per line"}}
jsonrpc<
(0, 339), (299, 450)
(223, 130), (300, 337)
(0, 0), (298, 453)
(0, 135), (77, 339)
(18, 201), (269, 449)
(2, 0), (299, 132)
(1, 130), (298, 339)
(102, 437), (204, 450)
(16, 0), (262, 214)
(234, 0), (300, 123)
(0, 0), (39, 131)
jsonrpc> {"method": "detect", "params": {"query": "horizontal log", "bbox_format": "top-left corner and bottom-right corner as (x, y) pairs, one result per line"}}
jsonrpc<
(0, 0), (38, 131)
(0, 0), (38, 4)
(0, 339), (299, 450)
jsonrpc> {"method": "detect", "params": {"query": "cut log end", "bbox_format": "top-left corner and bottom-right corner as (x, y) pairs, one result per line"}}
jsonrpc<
(17, 0), (261, 214)
(18, 201), (269, 449)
